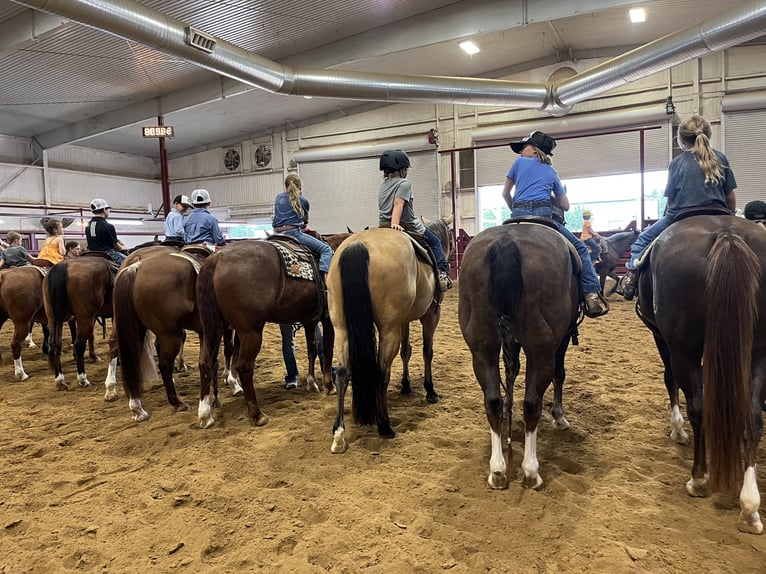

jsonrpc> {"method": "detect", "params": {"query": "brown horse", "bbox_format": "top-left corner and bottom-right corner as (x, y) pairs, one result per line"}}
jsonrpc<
(196, 239), (334, 428)
(113, 247), (243, 421)
(458, 222), (580, 489)
(594, 230), (638, 295)
(635, 215), (766, 534)
(327, 217), (453, 453)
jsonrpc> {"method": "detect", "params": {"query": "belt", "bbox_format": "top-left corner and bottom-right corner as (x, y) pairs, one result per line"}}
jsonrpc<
(273, 225), (298, 232)
(512, 200), (551, 209)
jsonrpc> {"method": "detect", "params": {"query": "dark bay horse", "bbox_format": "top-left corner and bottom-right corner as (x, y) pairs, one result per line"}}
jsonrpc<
(636, 215), (766, 534)
(113, 248), (243, 422)
(458, 222), (580, 489)
(594, 230), (638, 295)
(196, 239), (335, 428)
(327, 217), (453, 453)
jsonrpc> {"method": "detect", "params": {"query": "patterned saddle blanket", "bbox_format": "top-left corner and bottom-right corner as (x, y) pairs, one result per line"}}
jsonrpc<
(266, 235), (317, 281)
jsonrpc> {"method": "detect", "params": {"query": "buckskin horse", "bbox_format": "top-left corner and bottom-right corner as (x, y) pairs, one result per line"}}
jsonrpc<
(594, 230), (638, 295)
(458, 221), (580, 489)
(635, 215), (766, 534)
(195, 237), (335, 428)
(327, 217), (453, 453)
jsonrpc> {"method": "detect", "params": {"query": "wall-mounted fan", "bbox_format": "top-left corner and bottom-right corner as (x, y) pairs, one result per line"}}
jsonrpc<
(224, 147), (241, 171)
(254, 143), (272, 169)
(40, 217), (75, 228)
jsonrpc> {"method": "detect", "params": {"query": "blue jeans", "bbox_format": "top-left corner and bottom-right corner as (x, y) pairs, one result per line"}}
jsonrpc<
(423, 228), (449, 274)
(282, 229), (333, 273)
(511, 206), (601, 293)
(583, 238), (600, 262)
(108, 249), (127, 265)
(625, 217), (671, 270)
(280, 323), (326, 383)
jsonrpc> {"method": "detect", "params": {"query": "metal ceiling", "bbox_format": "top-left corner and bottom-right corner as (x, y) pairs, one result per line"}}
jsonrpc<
(0, 0), (760, 159)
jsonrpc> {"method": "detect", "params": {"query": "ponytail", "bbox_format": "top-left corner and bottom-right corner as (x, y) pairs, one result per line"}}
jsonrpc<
(284, 174), (304, 218)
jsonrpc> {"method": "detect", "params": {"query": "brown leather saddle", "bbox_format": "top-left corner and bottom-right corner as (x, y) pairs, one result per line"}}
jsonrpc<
(670, 205), (733, 222)
(502, 216), (582, 275)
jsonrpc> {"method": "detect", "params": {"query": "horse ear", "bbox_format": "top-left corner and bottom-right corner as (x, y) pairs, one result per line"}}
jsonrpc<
(443, 214), (454, 226)
(421, 215), (431, 225)
(347, 226), (354, 233)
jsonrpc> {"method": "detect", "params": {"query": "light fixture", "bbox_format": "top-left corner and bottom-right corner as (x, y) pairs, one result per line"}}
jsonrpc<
(303, 95), (313, 99)
(459, 40), (480, 55)
(110, 219), (144, 226)
(629, 8), (646, 23)
(665, 96), (676, 115)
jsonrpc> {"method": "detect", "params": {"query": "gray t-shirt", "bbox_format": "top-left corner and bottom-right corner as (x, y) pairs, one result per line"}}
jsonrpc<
(665, 149), (736, 217)
(378, 177), (426, 234)
(1, 245), (31, 267)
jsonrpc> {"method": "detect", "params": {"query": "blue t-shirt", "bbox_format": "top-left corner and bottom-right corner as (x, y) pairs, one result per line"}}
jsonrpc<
(273, 192), (309, 228)
(184, 208), (225, 246)
(664, 150), (736, 217)
(507, 156), (566, 203)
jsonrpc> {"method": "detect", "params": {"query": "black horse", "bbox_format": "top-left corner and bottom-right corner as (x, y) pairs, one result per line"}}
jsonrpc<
(594, 230), (638, 295)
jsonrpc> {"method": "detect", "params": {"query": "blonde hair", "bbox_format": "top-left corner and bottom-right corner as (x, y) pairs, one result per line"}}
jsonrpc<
(531, 147), (551, 165)
(677, 114), (723, 184)
(284, 174), (304, 218)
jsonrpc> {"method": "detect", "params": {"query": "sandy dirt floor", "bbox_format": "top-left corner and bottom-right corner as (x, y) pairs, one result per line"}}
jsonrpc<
(0, 283), (765, 573)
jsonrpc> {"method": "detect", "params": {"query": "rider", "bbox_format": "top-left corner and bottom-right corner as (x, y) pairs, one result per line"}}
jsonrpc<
(580, 209), (603, 264)
(184, 189), (226, 248)
(621, 114), (737, 300)
(377, 149), (451, 291)
(0, 231), (33, 268)
(502, 131), (608, 318)
(164, 194), (193, 243)
(272, 174), (333, 283)
(86, 198), (127, 265)
(37, 218), (66, 264)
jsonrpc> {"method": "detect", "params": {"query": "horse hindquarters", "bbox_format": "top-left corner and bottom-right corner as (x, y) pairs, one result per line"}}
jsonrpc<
(43, 263), (69, 389)
(702, 233), (762, 533)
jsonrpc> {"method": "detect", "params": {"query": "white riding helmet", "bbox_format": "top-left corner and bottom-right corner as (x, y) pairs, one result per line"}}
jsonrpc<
(90, 198), (110, 213)
(191, 189), (211, 205)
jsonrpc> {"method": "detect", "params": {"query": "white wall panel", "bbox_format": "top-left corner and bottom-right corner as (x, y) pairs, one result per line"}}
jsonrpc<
(48, 145), (157, 178)
(724, 110), (766, 207)
(0, 135), (34, 164)
(0, 163), (44, 203)
(170, 171), (284, 218)
(48, 169), (159, 211)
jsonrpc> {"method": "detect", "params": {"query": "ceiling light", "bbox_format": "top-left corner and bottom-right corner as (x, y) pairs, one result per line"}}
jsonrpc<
(459, 41), (480, 55)
(110, 219), (144, 226)
(303, 95), (313, 99)
(629, 8), (646, 23)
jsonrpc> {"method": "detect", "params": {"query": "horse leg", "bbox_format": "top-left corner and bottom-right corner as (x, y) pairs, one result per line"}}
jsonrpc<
(41, 323), (49, 355)
(654, 334), (688, 444)
(473, 345), (507, 489)
(197, 329), (222, 429)
(331, 332), (350, 453)
(73, 318), (95, 388)
(320, 319), (335, 395)
(235, 331), (269, 427)
(304, 321), (321, 393)
(521, 354), (556, 490)
(399, 322), (412, 395)
(174, 329), (188, 373)
(49, 319), (67, 391)
(420, 303), (442, 403)
(605, 270), (620, 297)
(739, 361), (765, 534)
(24, 328), (35, 349)
(550, 337), (570, 430)
(11, 320), (30, 381)
(376, 327), (401, 438)
(221, 328), (243, 396)
(156, 334), (189, 412)
(673, 354), (707, 497)
(87, 333), (99, 362)
(501, 338), (521, 483)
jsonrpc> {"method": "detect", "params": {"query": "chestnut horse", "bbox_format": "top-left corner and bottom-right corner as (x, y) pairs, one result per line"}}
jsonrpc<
(327, 217), (453, 453)
(113, 248), (242, 421)
(196, 239), (335, 428)
(635, 215), (766, 534)
(458, 222), (580, 489)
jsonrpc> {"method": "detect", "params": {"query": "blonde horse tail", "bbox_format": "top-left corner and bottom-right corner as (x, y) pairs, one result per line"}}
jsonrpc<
(113, 262), (149, 402)
(339, 242), (382, 426)
(703, 231), (759, 493)
(488, 234), (524, 323)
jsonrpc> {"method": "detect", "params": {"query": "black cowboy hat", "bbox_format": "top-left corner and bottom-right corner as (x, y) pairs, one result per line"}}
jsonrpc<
(510, 131), (557, 156)
(744, 200), (766, 221)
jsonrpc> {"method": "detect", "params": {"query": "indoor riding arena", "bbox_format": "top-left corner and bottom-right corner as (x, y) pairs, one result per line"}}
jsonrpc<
(1, 1), (766, 573)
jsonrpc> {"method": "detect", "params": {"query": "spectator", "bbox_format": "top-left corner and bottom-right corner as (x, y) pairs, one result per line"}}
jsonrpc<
(164, 194), (193, 243)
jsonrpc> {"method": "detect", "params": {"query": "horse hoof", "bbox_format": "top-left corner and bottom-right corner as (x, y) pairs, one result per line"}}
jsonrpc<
(426, 392), (440, 404)
(15, 372), (29, 382)
(378, 425), (396, 439)
(55, 375), (68, 391)
(670, 428), (690, 445)
(487, 471), (508, 490)
(523, 475), (544, 491)
(175, 402), (190, 412)
(132, 411), (150, 422)
(199, 416), (215, 429)
(104, 390), (119, 402)
(738, 513), (764, 535)
(89, 355), (101, 364)
(686, 476), (709, 498)
(212, 398), (221, 408)
(254, 414), (270, 427)
(400, 386), (412, 395)
(552, 416), (570, 430)
(325, 384), (337, 396)
(331, 429), (347, 453)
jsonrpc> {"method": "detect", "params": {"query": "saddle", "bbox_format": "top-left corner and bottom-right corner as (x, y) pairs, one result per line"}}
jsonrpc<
(266, 235), (327, 320)
(502, 217), (582, 275)
(379, 224), (442, 298)
(31, 258), (54, 268)
(182, 243), (215, 258)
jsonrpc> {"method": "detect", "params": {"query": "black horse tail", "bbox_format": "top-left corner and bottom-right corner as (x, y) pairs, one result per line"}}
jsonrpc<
(703, 231), (759, 493)
(113, 262), (150, 401)
(488, 234), (524, 322)
(339, 242), (382, 426)
(197, 254), (225, 384)
(46, 262), (70, 323)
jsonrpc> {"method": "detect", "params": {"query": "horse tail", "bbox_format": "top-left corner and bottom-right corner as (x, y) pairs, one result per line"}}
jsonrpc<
(339, 242), (382, 426)
(488, 234), (524, 321)
(197, 254), (225, 365)
(703, 231), (760, 493)
(113, 262), (152, 400)
(46, 263), (70, 323)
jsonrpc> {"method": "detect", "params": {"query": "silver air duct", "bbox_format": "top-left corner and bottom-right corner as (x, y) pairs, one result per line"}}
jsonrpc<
(12, 0), (766, 114)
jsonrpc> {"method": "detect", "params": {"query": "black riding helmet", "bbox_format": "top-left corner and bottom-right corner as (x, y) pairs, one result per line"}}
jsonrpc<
(380, 149), (411, 173)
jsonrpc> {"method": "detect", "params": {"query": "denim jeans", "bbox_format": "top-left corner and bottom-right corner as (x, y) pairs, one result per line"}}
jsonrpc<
(625, 217), (671, 270)
(423, 228), (449, 274)
(282, 229), (333, 273)
(280, 323), (326, 383)
(511, 206), (602, 293)
(107, 249), (127, 265)
(583, 237), (600, 262)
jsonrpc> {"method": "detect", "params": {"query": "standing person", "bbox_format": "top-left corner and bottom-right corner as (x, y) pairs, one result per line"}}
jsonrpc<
(272, 175), (332, 282)
(378, 150), (451, 291)
(0, 232), (33, 268)
(36, 218), (66, 265)
(580, 210), (603, 264)
(278, 323), (327, 390)
(621, 114), (737, 300)
(502, 131), (608, 318)
(64, 241), (81, 259)
(85, 198), (127, 265)
(163, 194), (193, 243)
(184, 189), (226, 247)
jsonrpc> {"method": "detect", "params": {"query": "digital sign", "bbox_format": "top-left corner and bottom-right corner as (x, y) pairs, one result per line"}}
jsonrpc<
(141, 125), (175, 138)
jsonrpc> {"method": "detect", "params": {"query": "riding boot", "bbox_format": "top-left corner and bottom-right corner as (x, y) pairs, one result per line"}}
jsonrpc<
(584, 292), (609, 318)
(621, 270), (638, 301)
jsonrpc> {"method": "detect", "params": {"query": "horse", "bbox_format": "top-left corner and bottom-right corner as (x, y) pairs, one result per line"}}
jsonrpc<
(458, 221), (580, 489)
(113, 247), (242, 421)
(327, 216), (453, 453)
(594, 230), (639, 295)
(195, 238), (335, 428)
(635, 215), (766, 534)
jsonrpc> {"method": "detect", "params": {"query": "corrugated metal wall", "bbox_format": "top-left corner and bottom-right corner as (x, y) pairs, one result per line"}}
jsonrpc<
(49, 170), (159, 210)
(49, 145), (158, 179)
(0, 164), (44, 203)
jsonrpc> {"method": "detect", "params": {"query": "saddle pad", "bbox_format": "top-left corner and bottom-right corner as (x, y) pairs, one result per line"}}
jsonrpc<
(170, 251), (202, 274)
(271, 241), (315, 281)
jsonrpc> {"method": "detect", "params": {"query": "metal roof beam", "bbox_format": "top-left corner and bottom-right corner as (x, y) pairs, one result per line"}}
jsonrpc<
(0, 8), (69, 53)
